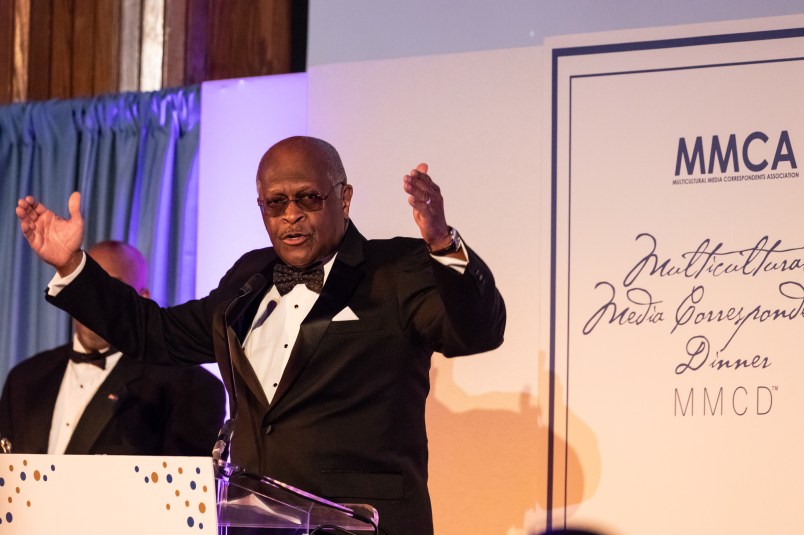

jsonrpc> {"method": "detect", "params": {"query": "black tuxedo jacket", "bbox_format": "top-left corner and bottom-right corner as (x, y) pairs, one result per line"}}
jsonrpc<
(48, 223), (506, 535)
(0, 344), (226, 456)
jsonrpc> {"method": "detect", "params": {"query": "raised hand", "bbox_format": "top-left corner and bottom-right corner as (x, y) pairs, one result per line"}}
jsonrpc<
(16, 191), (85, 275)
(403, 163), (455, 252)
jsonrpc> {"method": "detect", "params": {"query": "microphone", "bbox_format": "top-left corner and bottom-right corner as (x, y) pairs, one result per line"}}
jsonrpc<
(252, 298), (278, 330)
(215, 273), (266, 471)
(211, 419), (234, 470)
(224, 273), (266, 319)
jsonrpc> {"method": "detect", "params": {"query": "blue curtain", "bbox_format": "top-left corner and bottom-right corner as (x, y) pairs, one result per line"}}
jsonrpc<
(0, 87), (201, 388)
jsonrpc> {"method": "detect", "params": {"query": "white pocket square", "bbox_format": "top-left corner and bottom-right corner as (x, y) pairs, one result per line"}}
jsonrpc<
(332, 306), (359, 321)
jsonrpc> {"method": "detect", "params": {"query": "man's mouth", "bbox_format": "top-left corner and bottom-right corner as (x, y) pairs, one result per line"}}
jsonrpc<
(281, 230), (310, 245)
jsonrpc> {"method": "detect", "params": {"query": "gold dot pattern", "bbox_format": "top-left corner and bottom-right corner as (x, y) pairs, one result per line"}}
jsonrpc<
(1, 459), (214, 531)
(0, 459), (58, 525)
(131, 460), (214, 531)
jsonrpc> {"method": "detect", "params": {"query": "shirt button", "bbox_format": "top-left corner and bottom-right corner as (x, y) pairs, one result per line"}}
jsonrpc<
(264, 424), (273, 435)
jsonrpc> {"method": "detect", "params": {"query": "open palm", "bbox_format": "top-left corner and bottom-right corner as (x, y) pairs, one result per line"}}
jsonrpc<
(16, 191), (84, 270)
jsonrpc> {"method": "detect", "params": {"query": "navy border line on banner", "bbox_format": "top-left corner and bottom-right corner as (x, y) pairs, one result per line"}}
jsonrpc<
(548, 25), (804, 531)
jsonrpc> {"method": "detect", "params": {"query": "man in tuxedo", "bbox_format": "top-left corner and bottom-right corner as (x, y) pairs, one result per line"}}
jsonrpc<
(15, 136), (506, 535)
(0, 240), (226, 456)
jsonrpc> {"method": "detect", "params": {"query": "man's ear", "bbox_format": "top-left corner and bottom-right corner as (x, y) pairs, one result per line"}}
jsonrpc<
(139, 288), (151, 298)
(341, 184), (353, 217)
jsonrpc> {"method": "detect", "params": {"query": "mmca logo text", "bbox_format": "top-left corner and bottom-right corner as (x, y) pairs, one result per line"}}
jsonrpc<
(675, 131), (797, 176)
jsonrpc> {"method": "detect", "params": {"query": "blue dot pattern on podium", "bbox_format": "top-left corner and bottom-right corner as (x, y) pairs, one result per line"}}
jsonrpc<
(134, 460), (212, 530)
(0, 459), (56, 525)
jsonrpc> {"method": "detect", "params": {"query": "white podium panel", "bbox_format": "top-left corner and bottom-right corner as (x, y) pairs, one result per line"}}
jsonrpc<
(0, 454), (216, 534)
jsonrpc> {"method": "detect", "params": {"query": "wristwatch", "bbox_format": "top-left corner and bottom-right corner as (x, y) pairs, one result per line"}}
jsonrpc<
(427, 227), (462, 256)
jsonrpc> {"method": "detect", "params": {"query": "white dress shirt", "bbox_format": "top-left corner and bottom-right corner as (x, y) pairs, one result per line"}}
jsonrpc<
(242, 256), (336, 403)
(47, 335), (122, 454)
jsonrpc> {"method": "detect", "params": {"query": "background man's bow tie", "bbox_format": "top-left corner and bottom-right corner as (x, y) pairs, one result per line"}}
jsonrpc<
(69, 347), (116, 369)
(273, 262), (324, 295)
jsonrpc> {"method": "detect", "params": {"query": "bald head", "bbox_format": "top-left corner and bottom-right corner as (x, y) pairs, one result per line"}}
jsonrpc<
(74, 241), (149, 352)
(87, 240), (149, 295)
(257, 136), (347, 188)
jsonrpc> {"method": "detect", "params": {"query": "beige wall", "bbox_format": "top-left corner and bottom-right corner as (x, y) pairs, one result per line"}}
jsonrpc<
(308, 48), (558, 534)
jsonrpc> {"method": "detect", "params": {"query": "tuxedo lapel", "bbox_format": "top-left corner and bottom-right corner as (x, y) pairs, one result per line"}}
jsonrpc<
(221, 263), (275, 412)
(268, 223), (366, 412)
(63, 357), (139, 454)
(227, 325), (271, 410)
(26, 353), (69, 453)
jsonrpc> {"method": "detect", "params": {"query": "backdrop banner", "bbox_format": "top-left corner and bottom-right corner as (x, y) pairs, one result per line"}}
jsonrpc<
(548, 18), (804, 535)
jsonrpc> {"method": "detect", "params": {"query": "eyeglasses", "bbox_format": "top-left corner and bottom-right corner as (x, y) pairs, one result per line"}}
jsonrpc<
(257, 181), (346, 217)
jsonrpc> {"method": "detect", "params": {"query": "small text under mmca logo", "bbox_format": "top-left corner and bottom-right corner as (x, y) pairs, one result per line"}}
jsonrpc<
(674, 385), (775, 416)
(673, 131), (798, 184)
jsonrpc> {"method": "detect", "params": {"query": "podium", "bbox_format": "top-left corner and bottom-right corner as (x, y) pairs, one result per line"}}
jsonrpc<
(217, 462), (379, 533)
(0, 454), (378, 534)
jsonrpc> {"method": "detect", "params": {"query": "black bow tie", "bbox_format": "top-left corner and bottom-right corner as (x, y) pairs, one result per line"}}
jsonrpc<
(273, 262), (324, 295)
(69, 348), (116, 370)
